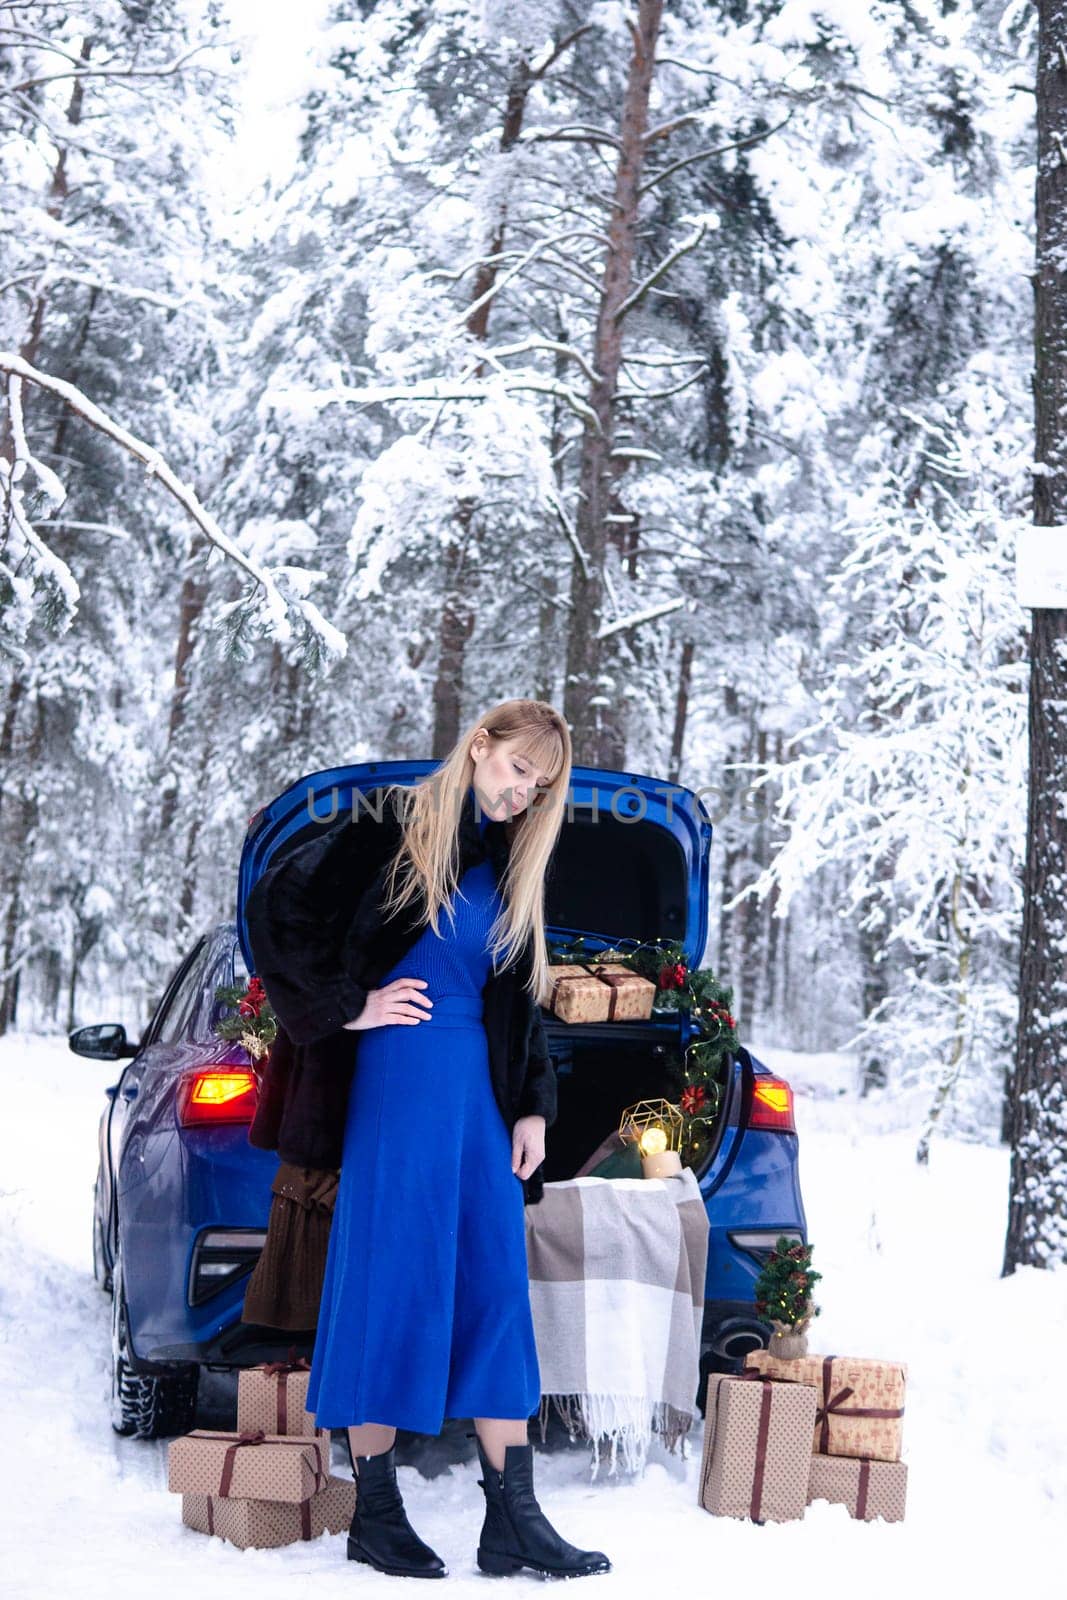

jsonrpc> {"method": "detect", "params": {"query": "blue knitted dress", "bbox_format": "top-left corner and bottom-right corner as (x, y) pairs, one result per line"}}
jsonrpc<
(305, 794), (542, 1433)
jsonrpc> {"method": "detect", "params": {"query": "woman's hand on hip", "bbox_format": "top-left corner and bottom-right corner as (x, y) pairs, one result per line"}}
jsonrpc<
(512, 1115), (546, 1180)
(342, 978), (434, 1030)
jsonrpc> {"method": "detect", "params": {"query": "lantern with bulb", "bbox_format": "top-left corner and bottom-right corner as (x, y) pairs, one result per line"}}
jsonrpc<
(617, 1098), (684, 1178)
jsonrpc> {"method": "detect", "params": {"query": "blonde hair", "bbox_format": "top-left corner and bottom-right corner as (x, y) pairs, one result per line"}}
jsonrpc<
(375, 699), (572, 1005)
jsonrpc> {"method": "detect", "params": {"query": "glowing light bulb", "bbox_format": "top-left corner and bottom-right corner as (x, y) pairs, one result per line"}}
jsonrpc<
(639, 1125), (668, 1157)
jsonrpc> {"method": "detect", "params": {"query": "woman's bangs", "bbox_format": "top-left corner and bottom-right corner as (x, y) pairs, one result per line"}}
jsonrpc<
(518, 729), (565, 789)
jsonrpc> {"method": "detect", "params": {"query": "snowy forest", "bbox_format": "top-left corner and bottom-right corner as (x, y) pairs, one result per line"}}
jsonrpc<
(2, 0), (1064, 1271)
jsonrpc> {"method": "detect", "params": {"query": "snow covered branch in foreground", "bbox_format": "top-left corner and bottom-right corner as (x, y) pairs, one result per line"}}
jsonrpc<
(596, 597), (685, 638)
(0, 353), (347, 665)
(269, 372), (602, 431)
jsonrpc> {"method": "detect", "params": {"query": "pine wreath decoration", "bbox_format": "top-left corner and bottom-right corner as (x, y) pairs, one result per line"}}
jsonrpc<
(213, 975), (277, 1063)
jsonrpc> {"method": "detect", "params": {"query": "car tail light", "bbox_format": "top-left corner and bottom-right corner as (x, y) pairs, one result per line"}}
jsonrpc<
(177, 1068), (258, 1127)
(747, 1076), (796, 1133)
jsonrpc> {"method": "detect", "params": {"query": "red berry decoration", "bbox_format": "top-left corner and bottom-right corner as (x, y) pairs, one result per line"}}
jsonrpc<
(238, 978), (266, 1018)
(657, 962), (688, 991)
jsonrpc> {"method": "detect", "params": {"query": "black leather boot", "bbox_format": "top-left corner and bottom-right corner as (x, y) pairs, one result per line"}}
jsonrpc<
(347, 1445), (447, 1579)
(474, 1436), (612, 1578)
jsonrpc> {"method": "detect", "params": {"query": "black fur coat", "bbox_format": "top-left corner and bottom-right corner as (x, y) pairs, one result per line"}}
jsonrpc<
(243, 782), (557, 1204)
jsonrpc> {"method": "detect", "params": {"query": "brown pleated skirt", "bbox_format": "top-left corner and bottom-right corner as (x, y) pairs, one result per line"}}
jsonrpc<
(241, 1163), (339, 1331)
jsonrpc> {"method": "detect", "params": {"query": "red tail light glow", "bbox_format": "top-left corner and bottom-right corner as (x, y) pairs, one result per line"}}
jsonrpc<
(177, 1069), (258, 1127)
(747, 1076), (796, 1133)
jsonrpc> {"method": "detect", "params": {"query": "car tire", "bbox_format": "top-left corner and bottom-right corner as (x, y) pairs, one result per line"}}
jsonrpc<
(110, 1243), (199, 1439)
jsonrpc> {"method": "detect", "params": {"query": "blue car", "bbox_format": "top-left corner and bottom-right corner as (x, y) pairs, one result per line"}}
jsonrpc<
(78, 762), (807, 1438)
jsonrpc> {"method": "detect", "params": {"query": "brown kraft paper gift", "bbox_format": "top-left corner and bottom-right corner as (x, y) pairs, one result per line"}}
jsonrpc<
(546, 964), (611, 1022)
(808, 1454), (908, 1523)
(236, 1356), (326, 1441)
(744, 1350), (906, 1463)
(168, 1429), (329, 1503)
(583, 963), (655, 1020)
(181, 1474), (356, 1550)
(699, 1372), (818, 1523)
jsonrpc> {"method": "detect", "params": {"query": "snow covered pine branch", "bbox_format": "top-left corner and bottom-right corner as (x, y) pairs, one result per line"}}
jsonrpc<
(0, 352), (346, 664)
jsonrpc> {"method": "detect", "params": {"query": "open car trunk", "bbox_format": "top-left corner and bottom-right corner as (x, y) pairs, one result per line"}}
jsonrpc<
(237, 762), (724, 1179)
(540, 1015), (733, 1185)
(533, 785), (726, 1181)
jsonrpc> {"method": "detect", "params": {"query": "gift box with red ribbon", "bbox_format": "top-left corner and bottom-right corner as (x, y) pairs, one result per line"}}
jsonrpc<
(743, 1351), (906, 1464)
(582, 962), (655, 1020)
(181, 1473), (355, 1550)
(546, 964), (612, 1022)
(808, 1453), (908, 1522)
(167, 1429), (329, 1503)
(546, 962), (655, 1022)
(236, 1352), (325, 1441)
(699, 1371), (818, 1523)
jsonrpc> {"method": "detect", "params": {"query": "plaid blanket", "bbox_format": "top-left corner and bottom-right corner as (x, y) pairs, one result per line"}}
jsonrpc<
(524, 1168), (710, 1477)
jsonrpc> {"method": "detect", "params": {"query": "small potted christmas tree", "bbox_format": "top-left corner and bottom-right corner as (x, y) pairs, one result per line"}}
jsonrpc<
(753, 1237), (821, 1359)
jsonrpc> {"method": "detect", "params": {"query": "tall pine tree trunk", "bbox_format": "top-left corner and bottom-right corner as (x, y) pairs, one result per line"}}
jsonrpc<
(432, 503), (476, 759)
(668, 639), (694, 785)
(535, 324), (575, 707)
(563, 0), (664, 764)
(1003, 6), (1067, 1272)
(857, 918), (890, 1096)
(430, 59), (533, 753)
(160, 568), (206, 837)
(765, 731), (784, 1024)
(747, 726), (771, 1028)
(0, 692), (42, 1034)
(430, 35), (591, 748)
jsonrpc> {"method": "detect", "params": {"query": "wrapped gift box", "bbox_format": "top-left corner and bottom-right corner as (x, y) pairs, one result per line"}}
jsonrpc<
(237, 1360), (326, 1441)
(546, 964), (611, 1022)
(168, 1429), (329, 1502)
(699, 1372), (818, 1523)
(808, 1454), (908, 1523)
(182, 1473), (356, 1549)
(743, 1351), (906, 1463)
(584, 963), (655, 1021)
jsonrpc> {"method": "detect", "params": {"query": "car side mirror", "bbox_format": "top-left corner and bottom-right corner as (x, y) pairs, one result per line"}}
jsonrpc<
(69, 1023), (136, 1061)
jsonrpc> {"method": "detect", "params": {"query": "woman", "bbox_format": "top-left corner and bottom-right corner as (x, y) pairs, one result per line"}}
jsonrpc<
(244, 700), (611, 1581)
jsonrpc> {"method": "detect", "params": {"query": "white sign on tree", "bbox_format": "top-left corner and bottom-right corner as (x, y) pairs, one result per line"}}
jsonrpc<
(1016, 524), (1067, 607)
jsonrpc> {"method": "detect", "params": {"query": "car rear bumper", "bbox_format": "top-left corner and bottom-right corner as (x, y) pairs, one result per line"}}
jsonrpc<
(134, 1321), (317, 1372)
(146, 1303), (772, 1380)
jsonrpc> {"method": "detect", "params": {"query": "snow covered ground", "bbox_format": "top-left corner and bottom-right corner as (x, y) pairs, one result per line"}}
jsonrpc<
(1, 1031), (1063, 1599)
